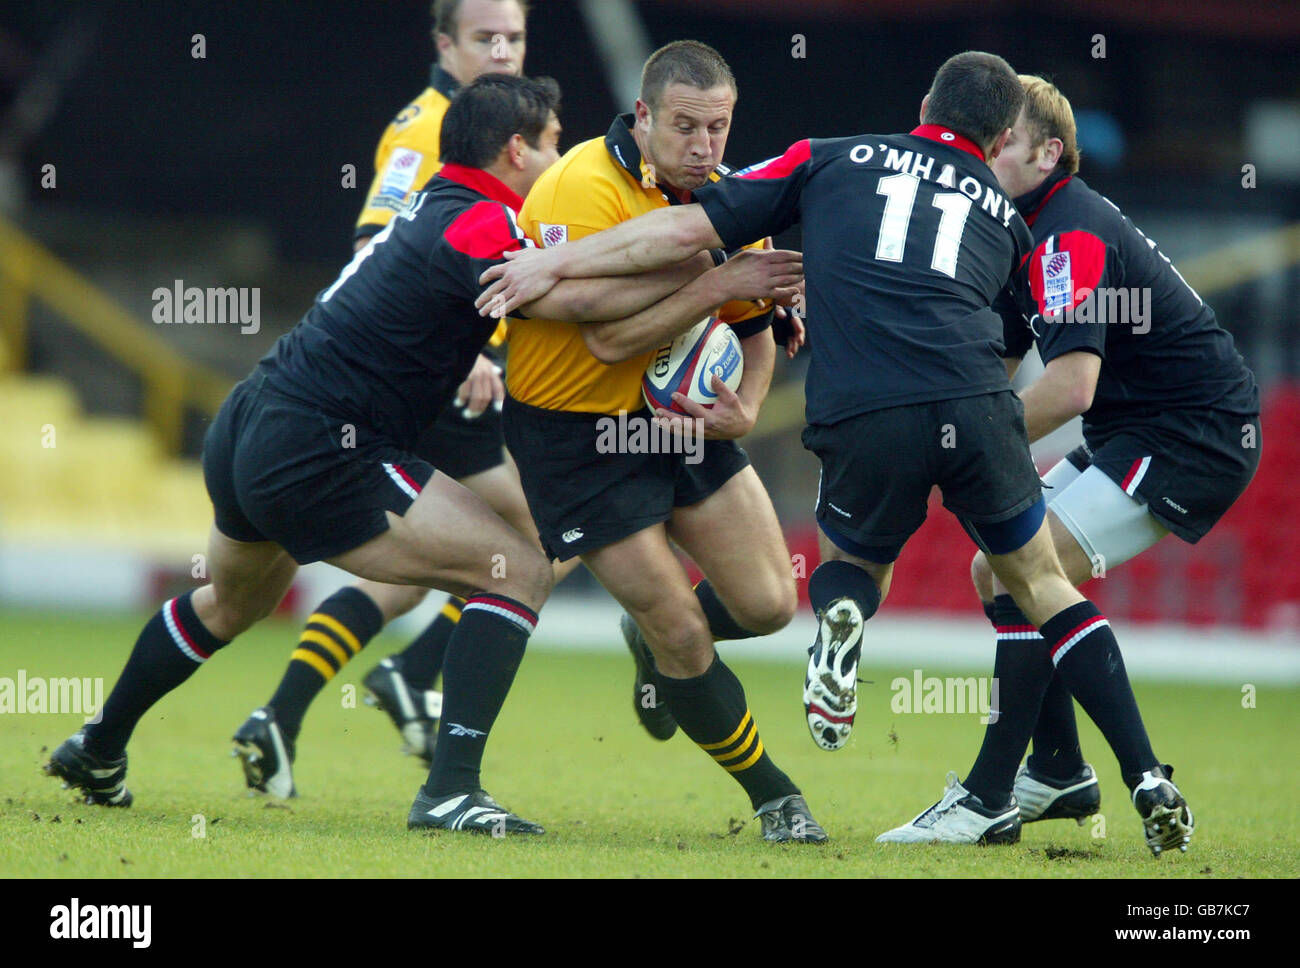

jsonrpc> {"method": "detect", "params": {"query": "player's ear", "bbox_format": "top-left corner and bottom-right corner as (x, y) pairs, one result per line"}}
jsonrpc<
(435, 30), (455, 62)
(919, 93), (930, 124)
(1041, 137), (1064, 172)
(634, 98), (652, 131)
(988, 127), (1011, 162)
(506, 132), (529, 170)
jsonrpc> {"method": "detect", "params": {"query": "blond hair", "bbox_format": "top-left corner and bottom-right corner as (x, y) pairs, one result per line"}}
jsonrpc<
(1019, 75), (1080, 174)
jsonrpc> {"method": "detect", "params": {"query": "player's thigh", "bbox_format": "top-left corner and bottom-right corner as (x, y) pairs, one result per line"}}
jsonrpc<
(974, 449), (1086, 598)
(354, 579), (430, 623)
(802, 409), (933, 572)
(326, 471), (552, 610)
(985, 517), (1084, 626)
(457, 453), (539, 543)
(194, 525), (298, 638)
(667, 464), (796, 634)
(939, 391), (1043, 541)
(580, 525), (712, 676)
(1046, 464), (1170, 584)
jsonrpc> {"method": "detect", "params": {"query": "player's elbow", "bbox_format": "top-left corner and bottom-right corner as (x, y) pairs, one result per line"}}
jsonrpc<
(1067, 378), (1096, 416)
(581, 326), (626, 365)
(669, 208), (716, 257)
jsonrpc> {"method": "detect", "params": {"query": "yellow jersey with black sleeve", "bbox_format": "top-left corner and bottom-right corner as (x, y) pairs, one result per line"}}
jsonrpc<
(354, 65), (459, 242)
(507, 114), (772, 415)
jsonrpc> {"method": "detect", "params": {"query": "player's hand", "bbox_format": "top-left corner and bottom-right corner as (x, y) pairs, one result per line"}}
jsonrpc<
(453, 354), (504, 419)
(781, 311), (806, 359)
(652, 373), (756, 440)
(476, 247), (563, 317)
(713, 247), (803, 304)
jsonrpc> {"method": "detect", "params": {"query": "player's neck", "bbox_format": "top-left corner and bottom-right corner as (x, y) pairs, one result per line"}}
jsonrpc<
(631, 128), (692, 203)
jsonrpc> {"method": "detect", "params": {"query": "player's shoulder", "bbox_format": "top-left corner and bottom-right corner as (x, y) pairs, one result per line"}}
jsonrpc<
(396, 86), (451, 130)
(378, 87), (450, 149)
(1036, 176), (1122, 238)
(521, 136), (627, 213)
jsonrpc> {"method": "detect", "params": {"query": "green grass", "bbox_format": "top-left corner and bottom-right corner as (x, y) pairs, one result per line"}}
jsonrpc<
(1, 608), (1295, 878)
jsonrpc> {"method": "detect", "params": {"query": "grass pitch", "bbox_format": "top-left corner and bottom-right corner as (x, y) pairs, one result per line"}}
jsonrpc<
(2, 608), (1296, 878)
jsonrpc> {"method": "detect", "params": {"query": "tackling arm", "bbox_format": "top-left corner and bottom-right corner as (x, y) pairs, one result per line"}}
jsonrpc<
(579, 248), (802, 364)
(477, 205), (724, 317)
(1018, 350), (1101, 443)
(520, 252), (714, 324)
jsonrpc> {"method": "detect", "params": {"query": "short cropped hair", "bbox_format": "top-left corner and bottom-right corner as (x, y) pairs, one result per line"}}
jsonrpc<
(1019, 74), (1081, 174)
(432, 0), (530, 40)
(440, 74), (559, 168)
(640, 40), (737, 112)
(923, 51), (1024, 153)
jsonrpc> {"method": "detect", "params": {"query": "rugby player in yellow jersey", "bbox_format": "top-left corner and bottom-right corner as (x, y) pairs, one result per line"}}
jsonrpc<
(502, 40), (826, 841)
(233, 0), (575, 795)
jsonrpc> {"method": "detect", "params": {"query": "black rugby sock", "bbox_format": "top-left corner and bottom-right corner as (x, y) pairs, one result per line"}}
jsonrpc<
(1028, 672), (1086, 781)
(962, 595), (1054, 808)
(396, 596), (464, 690)
(84, 591), (229, 758)
(655, 654), (799, 810)
(694, 580), (758, 640)
(422, 594), (537, 797)
(1039, 602), (1158, 787)
(268, 587), (383, 741)
(808, 560), (882, 623)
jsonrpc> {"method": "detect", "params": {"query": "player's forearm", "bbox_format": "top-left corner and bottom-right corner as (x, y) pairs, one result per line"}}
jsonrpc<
(554, 206), (724, 280)
(1019, 373), (1087, 443)
(734, 327), (775, 412)
(581, 263), (735, 364)
(1019, 352), (1101, 443)
(521, 252), (713, 323)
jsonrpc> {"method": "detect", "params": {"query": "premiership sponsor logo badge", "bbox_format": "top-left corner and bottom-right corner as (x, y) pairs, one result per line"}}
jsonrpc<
(539, 222), (568, 247)
(1041, 250), (1072, 312)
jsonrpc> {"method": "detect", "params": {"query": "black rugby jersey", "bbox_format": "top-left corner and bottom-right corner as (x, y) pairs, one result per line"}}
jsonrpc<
(696, 125), (1034, 426)
(1000, 171), (1259, 442)
(254, 164), (529, 448)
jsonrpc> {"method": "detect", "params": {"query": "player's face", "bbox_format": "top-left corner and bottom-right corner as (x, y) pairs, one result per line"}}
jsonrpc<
(637, 83), (735, 194)
(520, 113), (562, 196)
(443, 0), (526, 82)
(992, 111), (1049, 199)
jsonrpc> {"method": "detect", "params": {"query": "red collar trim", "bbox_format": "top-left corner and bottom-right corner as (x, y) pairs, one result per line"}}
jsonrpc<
(1023, 175), (1072, 228)
(910, 124), (985, 162)
(436, 163), (524, 210)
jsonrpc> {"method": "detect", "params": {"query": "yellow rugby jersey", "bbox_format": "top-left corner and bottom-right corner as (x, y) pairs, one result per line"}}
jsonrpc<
(355, 65), (458, 240)
(508, 114), (771, 414)
(355, 65), (507, 348)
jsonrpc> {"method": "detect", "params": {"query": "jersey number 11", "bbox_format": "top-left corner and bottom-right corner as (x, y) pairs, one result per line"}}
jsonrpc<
(874, 172), (971, 279)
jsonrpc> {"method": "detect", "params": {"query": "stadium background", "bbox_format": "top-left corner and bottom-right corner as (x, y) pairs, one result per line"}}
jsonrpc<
(1, 0), (1297, 681)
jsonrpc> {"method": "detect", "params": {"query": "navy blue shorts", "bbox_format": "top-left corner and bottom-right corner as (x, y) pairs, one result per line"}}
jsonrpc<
(503, 396), (750, 561)
(414, 402), (506, 481)
(202, 374), (434, 564)
(803, 390), (1044, 562)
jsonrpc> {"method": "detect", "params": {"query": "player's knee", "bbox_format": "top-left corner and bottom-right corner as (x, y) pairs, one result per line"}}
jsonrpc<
(731, 583), (797, 635)
(643, 608), (712, 669)
(970, 551), (994, 599)
(501, 546), (553, 613)
(207, 593), (277, 640)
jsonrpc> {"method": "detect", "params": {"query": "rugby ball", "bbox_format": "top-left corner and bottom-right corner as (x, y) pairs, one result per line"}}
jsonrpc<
(642, 317), (744, 414)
